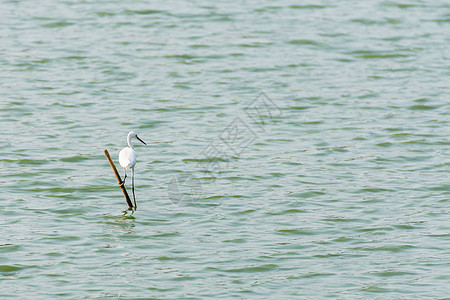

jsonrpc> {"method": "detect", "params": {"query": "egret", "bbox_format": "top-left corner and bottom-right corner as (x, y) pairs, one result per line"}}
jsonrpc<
(119, 131), (146, 209)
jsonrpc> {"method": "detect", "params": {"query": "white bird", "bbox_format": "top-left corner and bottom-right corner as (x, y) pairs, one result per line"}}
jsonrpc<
(119, 131), (146, 209)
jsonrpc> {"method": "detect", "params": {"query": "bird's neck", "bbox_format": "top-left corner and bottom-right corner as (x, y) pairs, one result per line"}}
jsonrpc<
(127, 135), (134, 149)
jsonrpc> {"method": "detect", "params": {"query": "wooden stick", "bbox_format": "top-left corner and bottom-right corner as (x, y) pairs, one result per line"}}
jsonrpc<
(104, 149), (133, 209)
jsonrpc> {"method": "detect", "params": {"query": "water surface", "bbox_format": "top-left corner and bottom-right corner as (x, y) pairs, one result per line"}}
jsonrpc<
(1, 0), (449, 298)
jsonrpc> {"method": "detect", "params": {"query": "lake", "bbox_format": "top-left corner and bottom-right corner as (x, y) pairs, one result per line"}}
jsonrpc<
(1, 0), (449, 298)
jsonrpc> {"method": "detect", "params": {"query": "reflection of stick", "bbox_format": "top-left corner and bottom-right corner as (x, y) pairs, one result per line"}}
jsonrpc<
(104, 149), (133, 209)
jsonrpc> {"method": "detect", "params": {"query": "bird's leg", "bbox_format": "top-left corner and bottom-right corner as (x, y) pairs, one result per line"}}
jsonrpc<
(132, 168), (137, 209)
(119, 168), (127, 187)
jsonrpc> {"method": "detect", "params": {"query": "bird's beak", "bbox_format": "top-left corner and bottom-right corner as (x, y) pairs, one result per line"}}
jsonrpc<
(136, 136), (146, 145)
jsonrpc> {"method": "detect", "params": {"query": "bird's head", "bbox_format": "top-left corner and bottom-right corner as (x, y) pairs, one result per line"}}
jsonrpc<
(128, 131), (146, 145)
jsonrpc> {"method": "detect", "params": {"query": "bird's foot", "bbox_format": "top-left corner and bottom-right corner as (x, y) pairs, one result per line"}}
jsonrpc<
(119, 175), (127, 187)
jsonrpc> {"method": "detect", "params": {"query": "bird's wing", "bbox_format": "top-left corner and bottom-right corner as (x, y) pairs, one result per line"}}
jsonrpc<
(119, 147), (136, 169)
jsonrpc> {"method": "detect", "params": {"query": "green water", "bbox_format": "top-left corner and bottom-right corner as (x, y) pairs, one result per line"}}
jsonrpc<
(1, 0), (449, 298)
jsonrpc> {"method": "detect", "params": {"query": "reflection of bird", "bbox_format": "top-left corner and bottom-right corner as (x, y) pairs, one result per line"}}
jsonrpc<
(119, 131), (146, 208)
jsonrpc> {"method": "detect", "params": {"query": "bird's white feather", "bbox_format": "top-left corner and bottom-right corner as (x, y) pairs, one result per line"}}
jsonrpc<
(119, 147), (136, 169)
